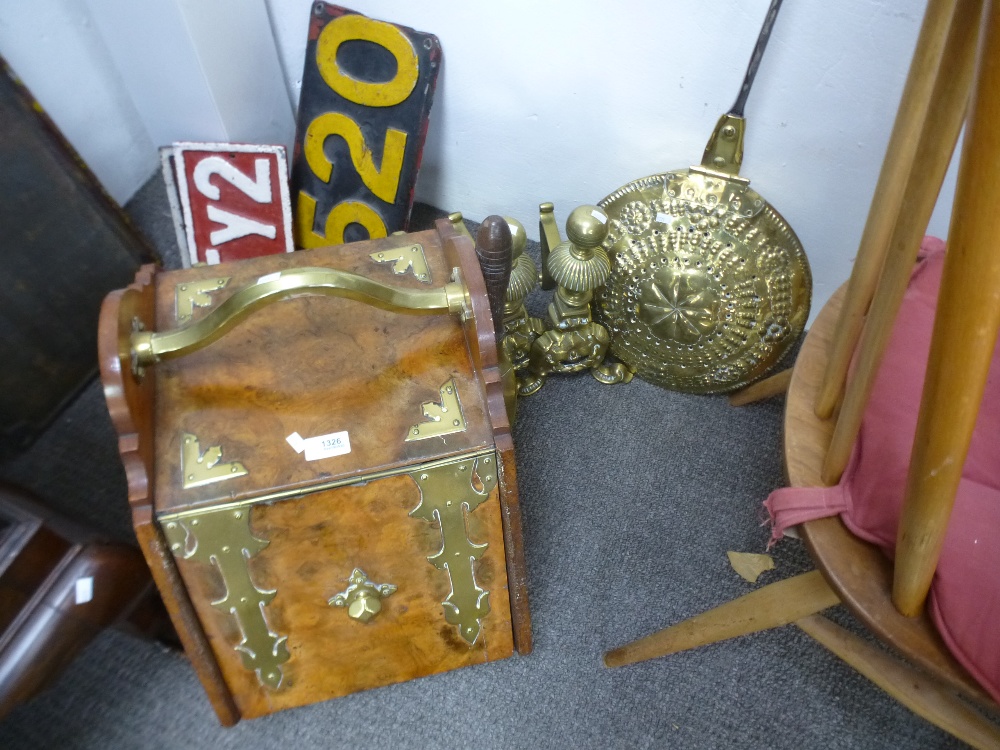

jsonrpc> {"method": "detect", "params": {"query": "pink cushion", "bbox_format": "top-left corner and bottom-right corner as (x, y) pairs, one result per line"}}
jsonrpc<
(765, 237), (1000, 703)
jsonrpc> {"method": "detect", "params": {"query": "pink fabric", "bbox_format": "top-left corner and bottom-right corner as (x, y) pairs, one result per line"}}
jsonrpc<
(765, 236), (1000, 703)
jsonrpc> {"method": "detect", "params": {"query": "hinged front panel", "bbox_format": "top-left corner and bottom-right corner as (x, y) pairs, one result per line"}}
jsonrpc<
(151, 229), (495, 515)
(160, 451), (513, 719)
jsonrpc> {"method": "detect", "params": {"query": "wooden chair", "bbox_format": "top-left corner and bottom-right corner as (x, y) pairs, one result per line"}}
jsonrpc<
(604, 0), (1000, 745)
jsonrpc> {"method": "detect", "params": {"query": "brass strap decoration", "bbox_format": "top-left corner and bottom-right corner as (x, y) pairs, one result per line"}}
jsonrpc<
(404, 378), (467, 441)
(181, 432), (248, 489)
(408, 453), (496, 645)
(369, 243), (432, 284)
(175, 277), (230, 323)
(700, 114), (746, 175)
(161, 508), (290, 690)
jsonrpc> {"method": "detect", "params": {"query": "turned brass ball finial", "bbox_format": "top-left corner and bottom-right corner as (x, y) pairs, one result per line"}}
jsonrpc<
(503, 216), (538, 306)
(547, 206), (612, 294)
(507, 215), (527, 257)
(500, 217), (545, 376)
(566, 205), (608, 250)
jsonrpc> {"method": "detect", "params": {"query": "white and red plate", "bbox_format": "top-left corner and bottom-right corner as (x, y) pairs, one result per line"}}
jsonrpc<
(164, 142), (294, 267)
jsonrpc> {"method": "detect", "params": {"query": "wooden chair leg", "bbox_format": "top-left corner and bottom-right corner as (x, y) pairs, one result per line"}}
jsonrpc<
(797, 615), (1000, 749)
(817, 0), (971, 421)
(603, 570), (840, 668)
(728, 368), (792, 406)
(894, 0), (1000, 617)
(821, 1), (981, 485)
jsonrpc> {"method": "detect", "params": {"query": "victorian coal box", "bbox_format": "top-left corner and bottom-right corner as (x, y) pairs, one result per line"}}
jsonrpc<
(98, 218), (531, 724)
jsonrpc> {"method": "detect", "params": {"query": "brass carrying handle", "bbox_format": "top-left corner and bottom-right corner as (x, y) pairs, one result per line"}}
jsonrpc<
(131, 266), (471, 371)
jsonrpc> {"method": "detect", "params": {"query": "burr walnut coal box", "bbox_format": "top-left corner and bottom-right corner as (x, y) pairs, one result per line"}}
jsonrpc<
(98, 218), (531, 724)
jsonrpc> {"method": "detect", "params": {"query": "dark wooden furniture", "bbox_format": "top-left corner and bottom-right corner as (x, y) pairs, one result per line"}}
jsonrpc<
(0, 57), (156, 457)
(0, 483), (154, 719)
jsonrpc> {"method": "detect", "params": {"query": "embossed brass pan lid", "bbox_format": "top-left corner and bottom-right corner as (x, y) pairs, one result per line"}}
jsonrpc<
(595, 0), (811, 394)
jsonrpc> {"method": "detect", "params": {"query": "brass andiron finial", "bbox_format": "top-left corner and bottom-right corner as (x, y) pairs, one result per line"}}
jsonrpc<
(500, 217), (545, 378)
(519, 204), (633, 395)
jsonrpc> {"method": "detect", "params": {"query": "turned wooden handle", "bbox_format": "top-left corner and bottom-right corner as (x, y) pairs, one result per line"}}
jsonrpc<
(475, 215), (513, 339)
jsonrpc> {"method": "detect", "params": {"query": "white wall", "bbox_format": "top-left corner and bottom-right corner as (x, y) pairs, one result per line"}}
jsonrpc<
(0, 0), (294, 204)
(265, 0), (960, 322)
(1, 0), (960, 323)
(85, 0), (295, 156)
(0, 0), (156, 203)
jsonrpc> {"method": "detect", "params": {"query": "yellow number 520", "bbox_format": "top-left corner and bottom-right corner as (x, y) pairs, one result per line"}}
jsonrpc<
(297, 14), (419, 248)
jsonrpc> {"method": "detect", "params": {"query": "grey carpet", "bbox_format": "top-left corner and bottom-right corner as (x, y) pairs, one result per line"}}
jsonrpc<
(0, 175), (969, 749)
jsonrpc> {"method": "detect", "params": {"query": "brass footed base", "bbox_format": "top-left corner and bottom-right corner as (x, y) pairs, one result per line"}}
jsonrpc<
(592, 362), (633, 385)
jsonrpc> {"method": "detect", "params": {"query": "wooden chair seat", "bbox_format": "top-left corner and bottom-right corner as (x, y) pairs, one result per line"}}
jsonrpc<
(789, 286), (993, 707)
(604, 0), (1000, 744)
